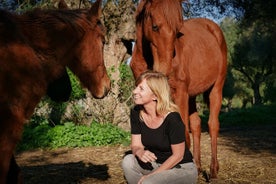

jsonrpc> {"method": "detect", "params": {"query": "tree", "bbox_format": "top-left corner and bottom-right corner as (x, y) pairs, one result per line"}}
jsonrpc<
(231, 22), (275, 105)
(220, 18), (238, 109)
(198, 0), (275, 106)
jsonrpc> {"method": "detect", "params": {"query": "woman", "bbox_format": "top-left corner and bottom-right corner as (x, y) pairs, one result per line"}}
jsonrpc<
(122, 70), (198, 184)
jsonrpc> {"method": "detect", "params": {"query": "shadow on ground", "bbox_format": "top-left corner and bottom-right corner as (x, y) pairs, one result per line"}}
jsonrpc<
(21, 162), (109, 183)
(201, 123), (276, 155)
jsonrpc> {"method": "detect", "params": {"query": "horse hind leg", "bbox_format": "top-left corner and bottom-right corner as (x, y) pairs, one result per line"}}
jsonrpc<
(207, 85), (223, 178)
(189, 97), (202, 175)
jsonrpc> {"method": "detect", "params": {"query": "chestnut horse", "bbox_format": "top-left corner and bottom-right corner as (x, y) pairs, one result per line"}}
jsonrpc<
(130, 0), (227, 179)
(0, 0), (110, 183)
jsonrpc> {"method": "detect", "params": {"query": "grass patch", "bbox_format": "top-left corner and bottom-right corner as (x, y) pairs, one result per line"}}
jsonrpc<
(18, 104), (275, 151)
(201, 103), (276, 129)
(17, 121), (130, 152)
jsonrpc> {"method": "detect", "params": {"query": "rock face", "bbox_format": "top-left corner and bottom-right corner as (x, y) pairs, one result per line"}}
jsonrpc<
(86, 0), (136, 130)
(35, 0), (137, 130)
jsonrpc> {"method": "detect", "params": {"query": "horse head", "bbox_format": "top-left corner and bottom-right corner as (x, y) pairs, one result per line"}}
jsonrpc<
(47, 0), (110, 102)
(66, 0), (110, 99)
(135, 0), (184, 76)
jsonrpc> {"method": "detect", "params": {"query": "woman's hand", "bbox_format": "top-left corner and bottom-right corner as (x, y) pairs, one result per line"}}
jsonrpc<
(131, 134), (157, 163)
(138, 175), (147, 184)
(138, 172), (155, 184)
(139, 149), (157, 163)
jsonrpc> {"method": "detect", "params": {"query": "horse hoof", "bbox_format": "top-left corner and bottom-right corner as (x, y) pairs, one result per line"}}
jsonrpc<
(202, 170), (210, 182)
(210, 169), (218, 179)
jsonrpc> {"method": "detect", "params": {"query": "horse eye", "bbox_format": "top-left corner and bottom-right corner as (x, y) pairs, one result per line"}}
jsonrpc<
(152, 24), (159, 32)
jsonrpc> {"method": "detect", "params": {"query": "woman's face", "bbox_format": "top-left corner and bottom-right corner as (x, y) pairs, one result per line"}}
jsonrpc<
(133, 79), (156, 105)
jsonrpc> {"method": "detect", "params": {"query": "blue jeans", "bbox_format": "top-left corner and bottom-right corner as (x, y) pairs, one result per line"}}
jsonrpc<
(122, 154), (198, 184)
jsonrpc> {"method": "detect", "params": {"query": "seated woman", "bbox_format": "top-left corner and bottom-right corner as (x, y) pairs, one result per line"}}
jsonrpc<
(122, 70), (198, 184)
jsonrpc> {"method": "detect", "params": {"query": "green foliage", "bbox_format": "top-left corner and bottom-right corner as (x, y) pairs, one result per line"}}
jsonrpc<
(118, 63), (135, 105)
(220, 17), (239, 65)
(201, 104), (276, 128)
(20, 104), (275, 153)
(67, 68), (86, 100)
(220, 104), (276, 127)
(29, 68), (86, 126)
(230, 22), (274, 105)
(28, 115), (49, 127)
(220, 15), (275, 106)
(17, 121), (130, 151)
(47, 101), (68, 125)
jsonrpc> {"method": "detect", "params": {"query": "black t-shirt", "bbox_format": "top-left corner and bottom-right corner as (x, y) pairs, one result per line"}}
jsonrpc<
(130, 106), (193, 164)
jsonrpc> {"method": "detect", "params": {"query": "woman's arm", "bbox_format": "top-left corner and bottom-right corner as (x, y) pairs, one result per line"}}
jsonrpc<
(131, 134), (157, 163)
(151, 142), (185, 173)
(131, 134), (144, 157)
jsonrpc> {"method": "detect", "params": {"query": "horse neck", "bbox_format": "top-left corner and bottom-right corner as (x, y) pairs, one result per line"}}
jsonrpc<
(14, 10), (85, 80)
(17, 10), (82, 57)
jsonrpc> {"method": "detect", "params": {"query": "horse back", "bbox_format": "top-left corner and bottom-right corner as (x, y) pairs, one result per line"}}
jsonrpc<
(173, 18), (227, 95)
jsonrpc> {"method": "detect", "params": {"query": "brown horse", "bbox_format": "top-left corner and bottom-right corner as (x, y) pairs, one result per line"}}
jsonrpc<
(0, 0), (110, 183)
(130, 0), (227, 179)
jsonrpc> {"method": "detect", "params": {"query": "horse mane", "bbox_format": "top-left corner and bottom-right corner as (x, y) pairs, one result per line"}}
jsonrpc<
(22, 8), (89, 36)
(135, 0), (183, 34)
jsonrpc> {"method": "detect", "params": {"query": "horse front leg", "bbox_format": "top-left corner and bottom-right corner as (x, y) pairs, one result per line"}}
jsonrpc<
(172, 82), (191, 148)
(0, 151), (11, 184)
(0, 136), (17, 184)
(0, 114), (24, 184)
(7, 155), (23, 184)
(208, 88), (222, 178)
(189, 97), (202, 174)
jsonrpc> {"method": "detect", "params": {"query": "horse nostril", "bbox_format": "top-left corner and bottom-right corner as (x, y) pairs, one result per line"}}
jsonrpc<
(173, 49), (176, 58)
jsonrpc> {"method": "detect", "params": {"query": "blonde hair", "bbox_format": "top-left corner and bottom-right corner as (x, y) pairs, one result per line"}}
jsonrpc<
(135, 70), (179, 115)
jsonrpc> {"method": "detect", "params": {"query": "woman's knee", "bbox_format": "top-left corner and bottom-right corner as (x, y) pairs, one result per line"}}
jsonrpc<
(121, 154), (136, 170)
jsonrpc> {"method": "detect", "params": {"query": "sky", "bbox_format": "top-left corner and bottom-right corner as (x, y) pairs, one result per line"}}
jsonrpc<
(183, 0), (242, 24)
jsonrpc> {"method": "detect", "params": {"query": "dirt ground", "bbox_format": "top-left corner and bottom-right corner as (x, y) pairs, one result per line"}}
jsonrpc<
(16, 126), (276, 184)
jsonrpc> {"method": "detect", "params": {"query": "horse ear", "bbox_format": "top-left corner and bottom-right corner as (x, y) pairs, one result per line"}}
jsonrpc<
(89, 0), (102, 18)
(58, 0), (68, 9)
(135, 0), (147, 19)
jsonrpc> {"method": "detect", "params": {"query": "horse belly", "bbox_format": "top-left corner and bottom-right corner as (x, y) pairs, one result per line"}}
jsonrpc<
(173, 47), (221, 96)
(187, 60), (219, 96)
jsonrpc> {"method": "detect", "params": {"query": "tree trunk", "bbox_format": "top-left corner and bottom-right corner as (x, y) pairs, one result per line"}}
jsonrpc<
(252, 82), (262, 105)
